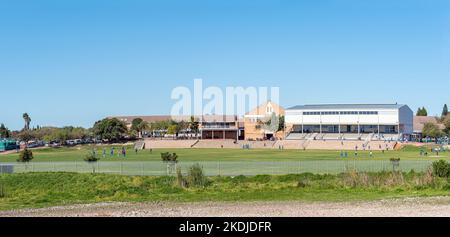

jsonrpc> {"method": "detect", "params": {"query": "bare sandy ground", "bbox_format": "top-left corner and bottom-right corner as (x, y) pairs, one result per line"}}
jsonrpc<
(1, 196), (450, 217)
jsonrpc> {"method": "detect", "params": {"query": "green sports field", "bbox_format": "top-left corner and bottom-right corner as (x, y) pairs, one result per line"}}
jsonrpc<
(0, 144), (447, 162)
(0, 145), (448, 176)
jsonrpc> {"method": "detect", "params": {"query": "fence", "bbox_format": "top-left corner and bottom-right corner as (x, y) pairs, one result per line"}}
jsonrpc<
(0, 160), (435, 176)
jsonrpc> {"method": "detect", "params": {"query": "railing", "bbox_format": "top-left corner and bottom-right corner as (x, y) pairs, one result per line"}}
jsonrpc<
(0, 160), (434, 176)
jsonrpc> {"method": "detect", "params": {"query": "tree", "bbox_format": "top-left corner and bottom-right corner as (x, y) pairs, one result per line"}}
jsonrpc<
(17, 130), (34, 142)
(84, 150), (100, 173)
(444, 120), (450, 135)
(189, 116), (199, 138)
(442, 104), (448, 117)
(422, 122), (444, 139)
(93, 118), (128, 141)
(17, 148), (34, 163)
(130, 118), (144, 133)
(278, 115), (285, 132)
(136, 121), (150, 138)
(0, 124), (11, 138)
(167, 124), (180, 138)
(416, 107), (428, 116)
(131, 118), (149, 138)
(22, 113), (31, 130)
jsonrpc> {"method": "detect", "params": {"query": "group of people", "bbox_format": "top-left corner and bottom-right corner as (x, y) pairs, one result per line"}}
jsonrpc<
(94, 147), (128, 158)
(340, 147), (375, 158)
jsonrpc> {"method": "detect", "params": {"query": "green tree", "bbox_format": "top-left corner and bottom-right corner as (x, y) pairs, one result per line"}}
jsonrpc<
(422, 122), (444, 138)
(416, 107), (428, 116)
(130, 118), (144, 133)
(0, 124), (11, 138)
(278, 115), (285, 132)
(444, 120), (450, 135)
(442, 104), (448, 117)
(189, 116), (200, 138)
(167, 124), (180, 137)
(17, 130), (34, 142)
(93, 118), (128, 141)
(17, 148), (34, 162)
(136, 121), (150, 138)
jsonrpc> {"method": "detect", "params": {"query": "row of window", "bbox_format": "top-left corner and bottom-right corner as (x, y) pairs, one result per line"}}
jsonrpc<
(303, 111), (379, 115)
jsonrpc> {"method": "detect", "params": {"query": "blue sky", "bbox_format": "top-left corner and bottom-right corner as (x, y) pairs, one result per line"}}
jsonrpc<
(1, 0), (449, 130)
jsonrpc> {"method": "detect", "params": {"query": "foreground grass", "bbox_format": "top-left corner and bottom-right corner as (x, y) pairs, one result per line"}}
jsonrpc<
(0, 144), (448, 163)
(0, 172), (449, 211)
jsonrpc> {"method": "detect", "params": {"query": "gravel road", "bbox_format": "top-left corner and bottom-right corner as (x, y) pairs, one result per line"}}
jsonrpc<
(1, 196), (449, 217)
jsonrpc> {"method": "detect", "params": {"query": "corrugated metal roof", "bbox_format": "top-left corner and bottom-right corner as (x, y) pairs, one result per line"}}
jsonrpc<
(287, 104), (405, 110)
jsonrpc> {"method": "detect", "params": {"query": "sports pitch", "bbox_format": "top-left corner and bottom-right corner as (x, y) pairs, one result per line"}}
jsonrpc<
(1, 145), (448, 176)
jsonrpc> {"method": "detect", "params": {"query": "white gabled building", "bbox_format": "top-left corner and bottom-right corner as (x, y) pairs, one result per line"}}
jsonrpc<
(285, 104), (413, 140)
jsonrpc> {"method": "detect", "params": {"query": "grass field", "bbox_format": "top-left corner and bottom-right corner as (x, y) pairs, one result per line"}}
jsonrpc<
(0, 172), (449, 211)
(0, 145), (449, 211)
(0, 144), (448, 162)
(1, 145), (448, 176)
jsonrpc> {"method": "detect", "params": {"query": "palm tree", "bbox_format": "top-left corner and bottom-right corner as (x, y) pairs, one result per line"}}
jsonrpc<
(23, 113), (31, 130)
(189, 116), (199, 139)
(137, 121), (150, 138)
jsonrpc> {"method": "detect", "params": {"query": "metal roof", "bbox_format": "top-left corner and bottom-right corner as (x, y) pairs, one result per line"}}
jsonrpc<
(287, 104), (406, 110)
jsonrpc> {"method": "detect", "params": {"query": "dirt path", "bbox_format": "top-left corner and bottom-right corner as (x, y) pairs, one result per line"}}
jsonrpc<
(1, 196), (450, 217)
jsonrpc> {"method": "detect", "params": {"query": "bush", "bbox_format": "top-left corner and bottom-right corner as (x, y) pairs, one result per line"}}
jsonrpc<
(84, 151), (100, 162)
(187, 163), (208, 188)
(161, 152), (178, 163)
(17, 148), (33, 162)
(297, 179), (311, 188)
(432, 160), (450, 178)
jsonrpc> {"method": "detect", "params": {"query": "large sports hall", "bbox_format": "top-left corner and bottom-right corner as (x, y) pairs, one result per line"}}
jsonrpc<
(284, 104), (414, 141)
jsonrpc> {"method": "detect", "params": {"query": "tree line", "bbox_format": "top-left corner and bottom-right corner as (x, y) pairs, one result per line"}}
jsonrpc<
(1, 113), (203, 143)
(416, 104), (448, 117)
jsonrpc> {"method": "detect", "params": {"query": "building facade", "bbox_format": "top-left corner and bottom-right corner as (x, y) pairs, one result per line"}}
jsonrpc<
(244, 101), (285, 140)
(285, 104), (413, 139)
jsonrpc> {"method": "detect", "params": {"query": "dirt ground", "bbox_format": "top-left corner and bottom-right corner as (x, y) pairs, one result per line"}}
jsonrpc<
(1, 196), (450, 217)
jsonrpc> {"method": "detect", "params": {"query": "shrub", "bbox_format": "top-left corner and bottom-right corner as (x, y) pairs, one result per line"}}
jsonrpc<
(84, 151), (100, 162)
(297, 179), (311, 188)
(84, 151), (100, 173)
(161, 153), (179, 175)
(17, 148), (33, 162)
(432, 160), (450, 178)
(187, 163), (208, 188)
(161, 152), (178, 162)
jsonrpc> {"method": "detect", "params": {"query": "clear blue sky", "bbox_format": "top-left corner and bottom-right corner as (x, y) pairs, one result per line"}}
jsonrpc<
(1, 0), (449, 130)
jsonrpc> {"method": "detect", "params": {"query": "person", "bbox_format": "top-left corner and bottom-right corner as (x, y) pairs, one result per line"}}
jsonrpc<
(369, 151), (373, 158)
(150, 148), (153, 154)
(122, 147), (126, 157)
(110, 147), (115, 157)
(135, 147), (138, 154)
(340, 151), (344, 158)
(103, 148), (106, 158)
(355, 151), (358, 157)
